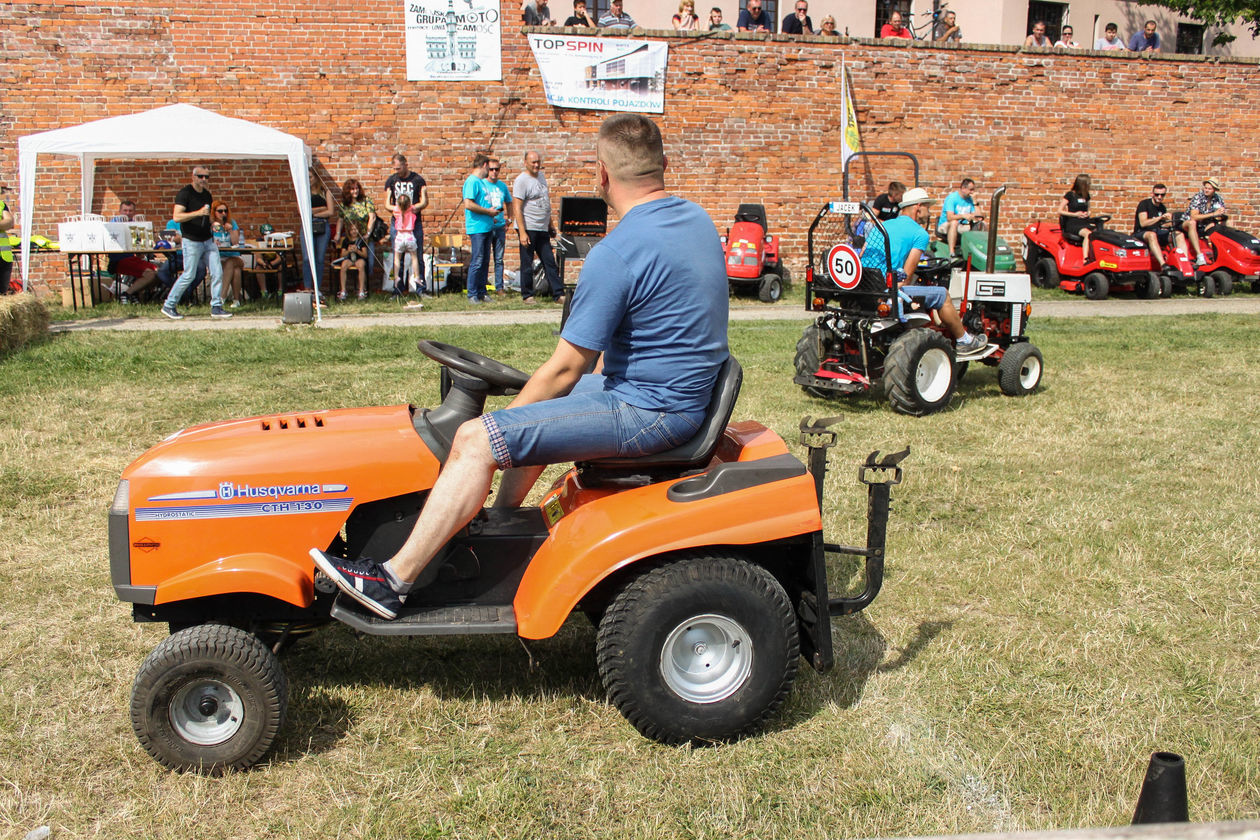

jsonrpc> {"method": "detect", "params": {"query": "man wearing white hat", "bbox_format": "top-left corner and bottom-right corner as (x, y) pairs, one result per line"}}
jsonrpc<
(860, 186), (987, 354)
(1184, 177), (1225, 267)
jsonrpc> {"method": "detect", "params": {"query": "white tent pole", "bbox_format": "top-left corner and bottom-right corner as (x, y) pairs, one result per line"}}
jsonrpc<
(288, 150), (320, 323)
(17, 145), (35, 291)
(81, 155), (96, 216)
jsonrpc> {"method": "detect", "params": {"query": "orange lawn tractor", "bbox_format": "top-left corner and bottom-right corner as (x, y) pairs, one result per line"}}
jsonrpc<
(721, 203), (786, 302)
(113, 340), (908, 773)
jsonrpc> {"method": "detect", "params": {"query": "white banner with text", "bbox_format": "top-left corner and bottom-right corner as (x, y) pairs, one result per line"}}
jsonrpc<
(406, 0), (502, 82)
(527, 34), (668, 114)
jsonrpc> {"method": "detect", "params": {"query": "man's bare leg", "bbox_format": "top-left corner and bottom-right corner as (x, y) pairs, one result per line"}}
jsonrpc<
(386, 419), (499, 583)
(1145, 232), (1165, 266)
(494, 465), (547, 508)
(1184, 220), (1203, 259)
(936, 297), (965, 340)
(947, 220), (960, 255)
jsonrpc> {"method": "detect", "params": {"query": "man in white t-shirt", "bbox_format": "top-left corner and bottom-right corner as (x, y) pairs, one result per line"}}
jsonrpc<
(512, 151), (564, 304)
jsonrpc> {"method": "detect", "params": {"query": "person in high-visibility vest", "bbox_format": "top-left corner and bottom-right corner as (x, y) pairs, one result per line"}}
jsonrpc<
(0, 190), (15, 294)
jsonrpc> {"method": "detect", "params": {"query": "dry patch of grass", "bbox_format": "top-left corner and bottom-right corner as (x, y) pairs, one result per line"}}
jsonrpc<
(0, 315), (1256, 839)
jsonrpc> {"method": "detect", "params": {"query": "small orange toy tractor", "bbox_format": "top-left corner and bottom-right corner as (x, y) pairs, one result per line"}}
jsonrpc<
(721, 203), (786, 302)
(113, 340), (906, 773)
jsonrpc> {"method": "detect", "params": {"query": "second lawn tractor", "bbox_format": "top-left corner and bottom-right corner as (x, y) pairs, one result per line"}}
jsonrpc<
(794, 202), (1044, 416)
(722, 203), (786, 302)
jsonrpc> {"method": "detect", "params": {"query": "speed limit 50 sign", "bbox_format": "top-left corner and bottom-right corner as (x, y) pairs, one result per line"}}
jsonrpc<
(825, 244), (862, 290)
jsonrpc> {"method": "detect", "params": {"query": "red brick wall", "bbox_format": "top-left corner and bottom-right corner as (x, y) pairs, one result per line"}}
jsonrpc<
(4, 4), (1259, 291)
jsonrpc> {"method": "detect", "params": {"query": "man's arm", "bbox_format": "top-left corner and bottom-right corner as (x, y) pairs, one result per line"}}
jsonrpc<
(513, 196), (528, 244)
(463, 198), (500, 217)
(901, 247), (924, 286)
(506, 338), (600, 409)
(171, 202), (206, 223)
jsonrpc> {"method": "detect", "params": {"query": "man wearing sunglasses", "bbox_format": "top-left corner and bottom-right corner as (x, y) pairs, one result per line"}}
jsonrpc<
(1133, 184), (1183, 271)
(162, 167), (231, 320)
(780, 0), (813, 34)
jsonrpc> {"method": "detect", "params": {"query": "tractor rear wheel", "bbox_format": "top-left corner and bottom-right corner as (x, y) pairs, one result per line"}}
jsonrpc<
(1083, 272), (1110, 300)
(1139, 271), (1160, 299)
(596, 552), (799, 745)
(997, 342), (1044, 396)
(130, 624), (287, 774)
(885, 329), (956, 416)
(1032, 257), (1060, 290)
(794, 324), (839, 400)
(1212, 270), (1234, 296)
(758, 273), (782, 303)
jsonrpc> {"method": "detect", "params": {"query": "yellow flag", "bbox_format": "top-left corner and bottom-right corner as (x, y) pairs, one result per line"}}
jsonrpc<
(841, 58), (861, 169)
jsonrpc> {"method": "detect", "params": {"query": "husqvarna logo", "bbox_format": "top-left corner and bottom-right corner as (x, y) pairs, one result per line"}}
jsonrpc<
(219, 482), (235, 500)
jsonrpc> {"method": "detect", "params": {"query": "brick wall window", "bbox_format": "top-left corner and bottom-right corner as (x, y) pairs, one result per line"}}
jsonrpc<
(1176, 22), (1204, 54)
(1026, 0), (1066, 42)
(874, 0), (911, 37)
(739, 0), (779, 28)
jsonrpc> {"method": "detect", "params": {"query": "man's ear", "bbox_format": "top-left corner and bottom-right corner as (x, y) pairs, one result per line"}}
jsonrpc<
(661, 154), (669, 174)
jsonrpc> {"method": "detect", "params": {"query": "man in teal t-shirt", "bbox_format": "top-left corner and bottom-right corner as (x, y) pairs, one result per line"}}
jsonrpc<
(936, 178), (982, 256)
(484, 158), (513, 294)
(462, 153), (503, 302)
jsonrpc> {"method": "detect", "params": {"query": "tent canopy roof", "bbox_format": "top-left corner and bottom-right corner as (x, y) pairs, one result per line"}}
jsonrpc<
(18, 104), (312, 161)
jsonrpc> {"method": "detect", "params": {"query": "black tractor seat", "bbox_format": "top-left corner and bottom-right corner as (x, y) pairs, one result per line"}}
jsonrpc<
(734, 203), (768, 233)
(576, 355), (743, 487)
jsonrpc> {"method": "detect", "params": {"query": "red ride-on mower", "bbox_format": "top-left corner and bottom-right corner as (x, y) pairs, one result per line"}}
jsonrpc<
(722, 203), (786, 302)
(113, 339), (908, 773)
(1023, 215), (1157, 300)
(1195, 215), (1260, 295)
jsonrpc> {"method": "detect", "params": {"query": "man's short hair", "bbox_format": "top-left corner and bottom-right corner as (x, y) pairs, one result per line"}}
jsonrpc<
(888, 181), (906, 192)
(1105, 22), (1118, 32)
(597, 114), (665, 184)
(710, 5), (720, 11)
(1153, 182), (1167, 191)
(472, 153), (490, 168)
(392, 153), (408, 166)
(960, 178), (975, 188)
(119, 199), (136, 209)
(575, 0), (585, 6)
(1145, 19), (1156, 26)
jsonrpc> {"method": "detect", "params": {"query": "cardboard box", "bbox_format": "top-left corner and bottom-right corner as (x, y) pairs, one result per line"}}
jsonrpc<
(57, 217), (155, 253)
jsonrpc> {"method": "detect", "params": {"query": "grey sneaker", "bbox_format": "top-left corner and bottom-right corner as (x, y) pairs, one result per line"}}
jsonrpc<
(161, 305), (183, 320)
(210, 305), (234, 319)
(956, 332), (988, 354)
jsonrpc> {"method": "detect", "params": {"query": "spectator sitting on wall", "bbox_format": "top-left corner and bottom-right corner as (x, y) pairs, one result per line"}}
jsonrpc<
(781, 0), (813, 34)
(737, 0), (771, 31)
(1054, 24), (1079, 47)
(709, 6), (731, 29)
(1024, 20), (1051, 47)
(104, 199), (160, 303)
(879, 11), (910, 39)
(563, 0), (594, 26)
(1129, 20), (1160, 51)
(524, 0), (555, 25)
(818, 14), (836, 35)
(673, 0), (700, 29)
(598, 0), (636, 28)
(932, 9), (961, 42)
(1095, 22), (1125, 49)
(873, 181), (906, 222)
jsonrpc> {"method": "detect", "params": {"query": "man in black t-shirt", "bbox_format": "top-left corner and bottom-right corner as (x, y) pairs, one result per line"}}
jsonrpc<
(1133, 183), (1182, 269)
(384, 153), (429, 288)
(872, 181), (906, 222)
(161, 165), (230, 320)
(563, 0), (594, 25)
(737, 0), (770, 31)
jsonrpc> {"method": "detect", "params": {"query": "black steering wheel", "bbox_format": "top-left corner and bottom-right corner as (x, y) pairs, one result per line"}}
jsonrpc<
(417, 340), (530, 391)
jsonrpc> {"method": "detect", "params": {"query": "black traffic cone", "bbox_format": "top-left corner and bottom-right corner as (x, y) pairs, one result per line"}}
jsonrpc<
(1132, 752), (1188, 824)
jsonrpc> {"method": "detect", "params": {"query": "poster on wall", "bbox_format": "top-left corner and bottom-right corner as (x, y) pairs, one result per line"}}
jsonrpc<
(526, 34), (668, 114)
(405, 0), (502, 81)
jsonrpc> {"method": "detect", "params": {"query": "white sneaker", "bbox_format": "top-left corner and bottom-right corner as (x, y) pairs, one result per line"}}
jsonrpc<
(1195, 254), (1208, 266)
(956, 332), (988, 354)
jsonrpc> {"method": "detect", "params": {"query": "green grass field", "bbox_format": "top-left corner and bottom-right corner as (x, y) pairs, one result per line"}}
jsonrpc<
(1, 315), (1256, 839)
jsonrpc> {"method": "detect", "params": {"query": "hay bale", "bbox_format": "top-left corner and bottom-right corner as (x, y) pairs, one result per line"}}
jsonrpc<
(0, 294), (51, 355)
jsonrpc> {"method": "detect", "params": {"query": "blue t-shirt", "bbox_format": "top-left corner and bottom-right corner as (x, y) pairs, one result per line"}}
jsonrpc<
(561, 196), (728, 414)
(937, 190), (974, 229)
(484, 179), (511, 230)
(463, 174), (494, 235)
(861, 214), (930, 274)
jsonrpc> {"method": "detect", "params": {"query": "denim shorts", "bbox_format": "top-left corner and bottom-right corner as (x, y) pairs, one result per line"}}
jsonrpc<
(902, 285), (947, 309)
(481, 375), (704, 470)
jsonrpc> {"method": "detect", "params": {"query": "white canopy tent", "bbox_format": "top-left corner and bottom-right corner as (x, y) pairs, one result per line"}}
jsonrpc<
(17, 104), (320, 310)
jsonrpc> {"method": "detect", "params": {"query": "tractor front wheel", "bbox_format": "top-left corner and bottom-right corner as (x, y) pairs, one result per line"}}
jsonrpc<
(1212, 270), (1234, 296)
(1083, 272), (1110, 300)
(885, 329), (956, 416)
(794, 324), (839, 400)
(997, 342), (1044, 396)
(1032, 257), (1060, 290)
(758, 273), (782, 303)
(596, 552), (799, 745)
(1139, 271), (1160, 300)
(130, 624), (287, 774)
(1200, 272), (1216, 298)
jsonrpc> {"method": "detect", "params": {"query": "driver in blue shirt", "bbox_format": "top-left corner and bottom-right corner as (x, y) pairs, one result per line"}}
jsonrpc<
(936, 178), (984, 257)
(313, 115), (730, 620)
(861, 187), (987, 355)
